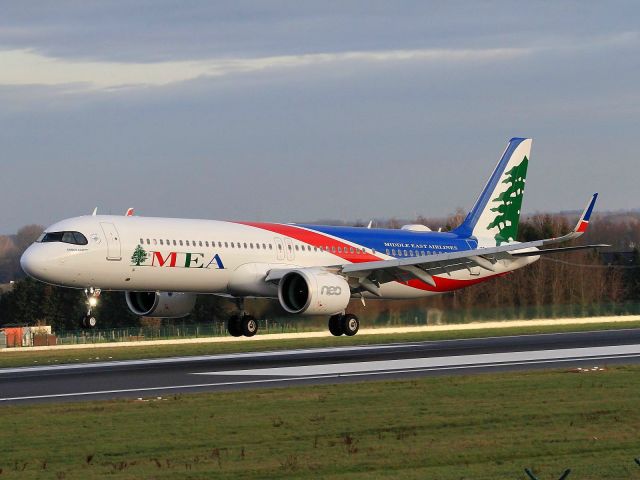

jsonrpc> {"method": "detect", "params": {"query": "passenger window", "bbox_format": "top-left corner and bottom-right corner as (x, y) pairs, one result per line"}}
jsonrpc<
(224, 242), (228, 248)
(172, 240), (176, 246)
(331, 247), (336, 253)
(386, 249), (390, 255)
(199, 241), (203, 247)
(277, 244), (282, 250)
(218, 242), (222, 247)
(263, 243), (267, 249)
(179, 240), (183, 246)
(205, 241), (209, 247)
(186, 240), (190, 246)
(295, 245), (299, 251)
(159, 239), (164, 245)
(392, 249), (397, 256)
(256, 243), (260, 249)
(140, 238), (144, 245)
(153, 239), (157, 245)
(146, 239), (150, 245)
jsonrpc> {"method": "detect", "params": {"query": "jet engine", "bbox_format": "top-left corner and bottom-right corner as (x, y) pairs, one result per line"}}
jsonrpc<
(125, 291), (196, 318)
(278, 269), (351, 315)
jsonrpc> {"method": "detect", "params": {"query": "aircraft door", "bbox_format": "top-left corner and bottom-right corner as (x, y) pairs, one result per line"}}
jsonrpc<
(100, 222), (122, 261)
(284, 238), (295, 261)
(274, 237), (285, 260)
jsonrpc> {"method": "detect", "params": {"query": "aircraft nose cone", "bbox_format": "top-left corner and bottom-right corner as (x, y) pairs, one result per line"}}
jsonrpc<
(20, 245), (47, 280)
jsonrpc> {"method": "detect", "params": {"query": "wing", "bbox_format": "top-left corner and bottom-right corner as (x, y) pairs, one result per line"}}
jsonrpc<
(337, 194), (606, 295)
(265, 194), (607, 295)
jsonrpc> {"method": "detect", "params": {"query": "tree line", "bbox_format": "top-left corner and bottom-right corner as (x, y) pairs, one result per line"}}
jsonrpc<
(0, 212), (639, 330)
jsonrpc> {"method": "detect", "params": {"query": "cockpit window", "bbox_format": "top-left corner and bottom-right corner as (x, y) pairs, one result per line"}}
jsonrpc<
(39, 231), (88, 245)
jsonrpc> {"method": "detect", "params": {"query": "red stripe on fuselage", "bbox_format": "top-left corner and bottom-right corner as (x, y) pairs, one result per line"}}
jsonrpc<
(405, 272), (507, 292)
(235, 222), (504, 294)
(235, 222), (381, 263)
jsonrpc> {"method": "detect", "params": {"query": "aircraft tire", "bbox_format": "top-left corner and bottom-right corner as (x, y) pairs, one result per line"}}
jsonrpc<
(241, 315), (258, 337)
(341, 314), (359, 336)
(328, 314), (344, 336)
(227, 315), (243, 337)
(86, 316), (97, 329)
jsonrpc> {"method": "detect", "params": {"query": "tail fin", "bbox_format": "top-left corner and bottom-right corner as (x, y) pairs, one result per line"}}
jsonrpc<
(454, 137), (532, 246)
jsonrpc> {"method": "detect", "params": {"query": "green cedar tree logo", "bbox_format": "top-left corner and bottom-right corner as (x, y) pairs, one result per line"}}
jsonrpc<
(487, 156), (528, 245)
(131, 244), (148, 266)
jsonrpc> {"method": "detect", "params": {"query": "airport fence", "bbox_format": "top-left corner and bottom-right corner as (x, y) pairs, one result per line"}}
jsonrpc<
(4, 302), (639, 347)
(52, 318), (313, 346)
(372, 301), (640, 327)
(45, 301), (640, 346)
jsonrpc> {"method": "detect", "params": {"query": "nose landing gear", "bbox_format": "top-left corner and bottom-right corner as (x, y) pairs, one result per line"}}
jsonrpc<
(82, 288), (101, 329)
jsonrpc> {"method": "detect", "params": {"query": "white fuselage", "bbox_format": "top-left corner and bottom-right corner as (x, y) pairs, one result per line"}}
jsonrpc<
(21, 215), (537, 300)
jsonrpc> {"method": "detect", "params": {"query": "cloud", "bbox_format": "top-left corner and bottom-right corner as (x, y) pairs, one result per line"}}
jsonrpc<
(0, 46), (529, 91)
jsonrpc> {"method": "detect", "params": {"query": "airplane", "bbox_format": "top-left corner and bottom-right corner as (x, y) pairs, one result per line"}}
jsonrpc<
(20, 138), (606, 336)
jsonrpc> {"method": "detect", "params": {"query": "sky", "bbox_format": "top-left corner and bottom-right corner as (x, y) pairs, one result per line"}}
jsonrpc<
(1, 1), (639, 233)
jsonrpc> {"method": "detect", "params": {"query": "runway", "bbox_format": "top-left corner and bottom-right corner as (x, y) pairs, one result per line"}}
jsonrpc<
(2, 328), (640, 404)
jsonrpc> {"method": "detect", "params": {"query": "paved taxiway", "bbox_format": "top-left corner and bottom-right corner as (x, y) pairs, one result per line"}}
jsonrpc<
(2, 328), (640, 404)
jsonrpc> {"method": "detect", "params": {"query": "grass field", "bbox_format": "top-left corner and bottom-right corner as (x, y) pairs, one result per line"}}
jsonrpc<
(2, 320), (640, 369)
(1, 366), (640, 479)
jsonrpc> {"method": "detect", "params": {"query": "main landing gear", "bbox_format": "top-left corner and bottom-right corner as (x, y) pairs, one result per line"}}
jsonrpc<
(227, 314), (258, 337)
(328, 313), (359, 337)
(227, 298), (258, 337)
(82, 288), (101, 329)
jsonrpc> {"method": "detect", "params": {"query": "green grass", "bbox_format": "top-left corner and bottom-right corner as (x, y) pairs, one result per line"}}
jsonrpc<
(1, 366), (640, 479)
(2, 320), (640, 369)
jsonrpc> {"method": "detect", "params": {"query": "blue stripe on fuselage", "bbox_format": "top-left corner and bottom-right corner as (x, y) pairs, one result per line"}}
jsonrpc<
(296, 224), (477, 255)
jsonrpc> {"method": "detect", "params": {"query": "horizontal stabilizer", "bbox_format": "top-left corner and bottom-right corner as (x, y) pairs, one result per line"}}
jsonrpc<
(510, 244), (609, 257)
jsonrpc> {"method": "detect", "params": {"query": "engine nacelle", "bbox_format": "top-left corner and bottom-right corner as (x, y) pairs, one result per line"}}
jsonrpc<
(125, 291), (196, 318)
(278, 269), (351, 315)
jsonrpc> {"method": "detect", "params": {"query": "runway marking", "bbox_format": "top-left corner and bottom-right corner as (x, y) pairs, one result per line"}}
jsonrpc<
(2, 351), (640, 403)
(194, 344), (640, 377)
(2, 328), (639, 375)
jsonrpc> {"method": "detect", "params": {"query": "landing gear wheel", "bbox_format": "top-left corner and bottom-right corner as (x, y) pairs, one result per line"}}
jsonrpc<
(241, 315), (258, 337)
(82, 315), (97, 329)
(227, 315), (243, 337)
(341, 314), (359, 336)
(328, 314), (343, 336)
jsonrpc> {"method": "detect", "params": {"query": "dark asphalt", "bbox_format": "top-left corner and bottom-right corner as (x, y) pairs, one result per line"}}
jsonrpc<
(2, 328), (640, 404)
